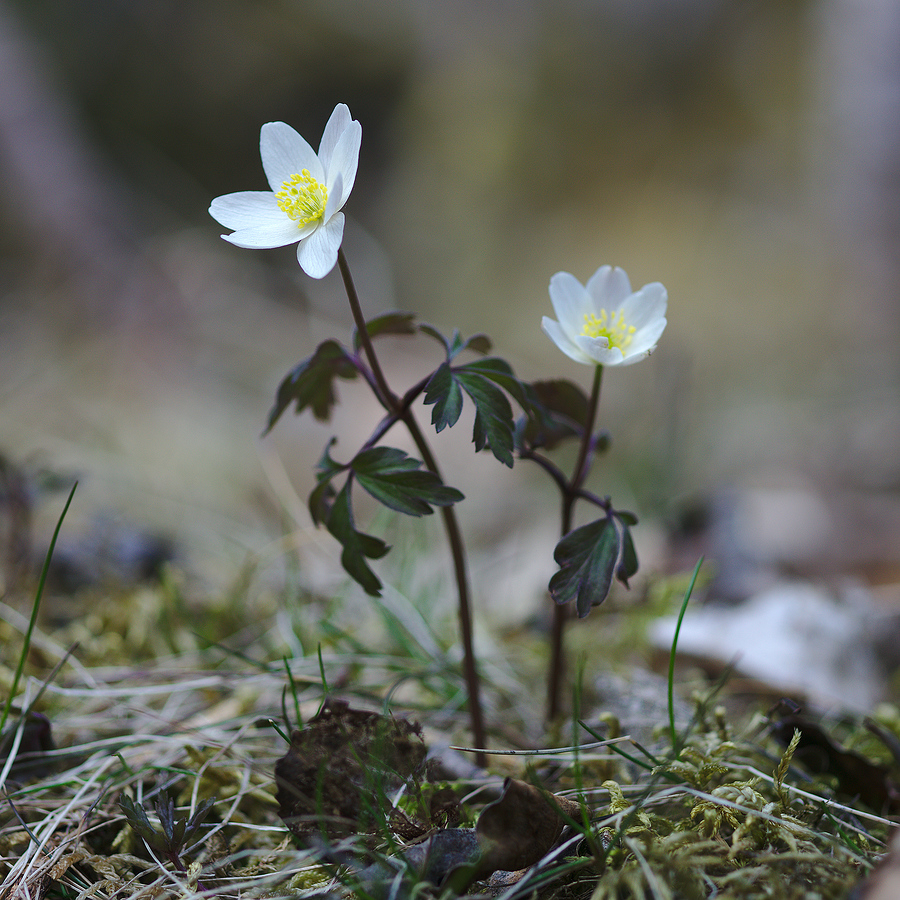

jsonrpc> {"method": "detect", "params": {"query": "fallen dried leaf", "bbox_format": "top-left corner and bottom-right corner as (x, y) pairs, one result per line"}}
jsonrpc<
(476, 777), (582, 873)
(444, 777), (582, 892)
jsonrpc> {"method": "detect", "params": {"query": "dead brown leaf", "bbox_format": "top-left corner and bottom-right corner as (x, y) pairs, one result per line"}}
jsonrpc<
(444, 777), (582, 892)
(476, 777), (582, 873)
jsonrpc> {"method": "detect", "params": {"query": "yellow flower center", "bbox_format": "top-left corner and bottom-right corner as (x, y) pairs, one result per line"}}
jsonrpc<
(276, 170), (328, 227)
(581, 309), (636, 350)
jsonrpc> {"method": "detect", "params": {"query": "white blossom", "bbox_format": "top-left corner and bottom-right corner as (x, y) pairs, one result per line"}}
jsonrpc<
(209, 104), (361, 278)
(542, 266), (667, 366)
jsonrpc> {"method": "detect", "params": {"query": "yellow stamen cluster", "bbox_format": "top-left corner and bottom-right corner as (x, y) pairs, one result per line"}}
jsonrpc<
(276, 170), (328, 227)
(581, 309), (636, 350)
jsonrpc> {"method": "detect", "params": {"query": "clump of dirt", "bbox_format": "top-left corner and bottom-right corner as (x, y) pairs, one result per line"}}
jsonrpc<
(274, 698), (428, 842)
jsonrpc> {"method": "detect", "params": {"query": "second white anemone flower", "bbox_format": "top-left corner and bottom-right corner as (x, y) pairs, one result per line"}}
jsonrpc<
(209, 103), (361, 279)
(541, 265), (667, 366)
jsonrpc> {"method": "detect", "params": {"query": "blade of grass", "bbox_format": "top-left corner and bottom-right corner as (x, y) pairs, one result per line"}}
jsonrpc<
(315, 644), (330, 716)
(0, 481), (77, 736)
(283, 656), (303, 730)
(668, 557), (703, 758)
(578, 719), (687, 786)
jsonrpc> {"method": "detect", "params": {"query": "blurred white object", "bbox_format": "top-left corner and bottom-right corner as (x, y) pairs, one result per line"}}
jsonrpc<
(650, 581), (885, 710)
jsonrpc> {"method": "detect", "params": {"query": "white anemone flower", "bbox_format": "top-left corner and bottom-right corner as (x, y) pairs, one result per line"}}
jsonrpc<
(541, 266), (667, 366)
(209, 104), (361, 278)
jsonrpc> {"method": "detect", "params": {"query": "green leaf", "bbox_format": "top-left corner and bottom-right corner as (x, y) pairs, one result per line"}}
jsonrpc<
(465, 334), (492, 355)
(325, 481), (390, 596)
(352, 311), (417, 351)
(265, 340), (358, 431)
(424, 359), (518, 467)
(351, 447), (464, 516)
(418, 324), (492, 359)
(616, 524), (639, 587)
(119, 794), (159, 845)
(461, 357), (530, 409)
(446, 330), (467, 358)
(184, 797), (216, 840)
(157, 792), (177, 845)
(424, 363), (463, 434)
(418, 323), (450, 354)
(455, 366), (515, 467)
(616, 509), (638, 527)
(424, 362), (464, 432)
(549, 516), (620, 617)
(517, 379), (590, 451)
(308, 479), (335, 527)
(308, 439), (345, 525)
(313, 437), (346, 481)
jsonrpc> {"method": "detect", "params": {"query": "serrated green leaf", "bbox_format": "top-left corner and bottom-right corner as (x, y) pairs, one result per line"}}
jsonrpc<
(325, 481), (389, 596)
(423, 360), (517, 466)
(446, 330), (494, 360)
(455, 368), (515, 467)
(183, 797), (216, 842)
(616, 524), (639, 587)
(461, 357), (530, 409)
(352, 447), (464, 515)
(265, 340), (358, 431)
(424, 363), (464, 432)
(352, 311), (417, 351)
(359, 470), (462, 515)
(119, 795), (158, 844)
(352, 446), (421, 474)
(549, 516), (620, 617)
(158, 796), (173, 843)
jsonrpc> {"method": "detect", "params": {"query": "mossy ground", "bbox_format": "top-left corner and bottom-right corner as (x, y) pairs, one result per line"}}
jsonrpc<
(1, 529), (895, 899)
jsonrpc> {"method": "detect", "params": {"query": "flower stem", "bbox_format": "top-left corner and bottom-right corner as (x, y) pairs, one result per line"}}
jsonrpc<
(546, 363), (603, 721)
(337, 249), (398, 412)
(336, 248), (487, 765)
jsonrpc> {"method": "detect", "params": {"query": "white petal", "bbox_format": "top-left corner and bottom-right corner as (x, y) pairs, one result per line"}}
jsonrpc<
(260, 122), (322, 192)
(619, 347), (655, 366)
(627, 318), (667, 355)
(222, 219), (305, 249)
(323, 172), (344, 222)
(542, 316), (593, 365)
(574, 334), (620, 365)
(619, 283), (667, 329)
(325, 120), (361, 211)
(548, 272), (591, 339)
(209, 191), (284, 229)
(586, 266), (632, 309)
(584, 265), (613, 299)
(297, 214), (344, 278)
(319, 103), (352, 163)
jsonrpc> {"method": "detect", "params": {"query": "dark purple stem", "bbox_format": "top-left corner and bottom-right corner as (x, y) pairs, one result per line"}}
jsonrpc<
(546, 362), (603, 720)
(336, 248), (487, 765)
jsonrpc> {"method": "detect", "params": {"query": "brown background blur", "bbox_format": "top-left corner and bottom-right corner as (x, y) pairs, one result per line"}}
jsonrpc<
(2, 0), (898, 593)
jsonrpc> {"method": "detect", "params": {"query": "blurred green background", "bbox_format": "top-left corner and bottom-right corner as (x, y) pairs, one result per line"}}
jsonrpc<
(2, 0), (898, 596)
